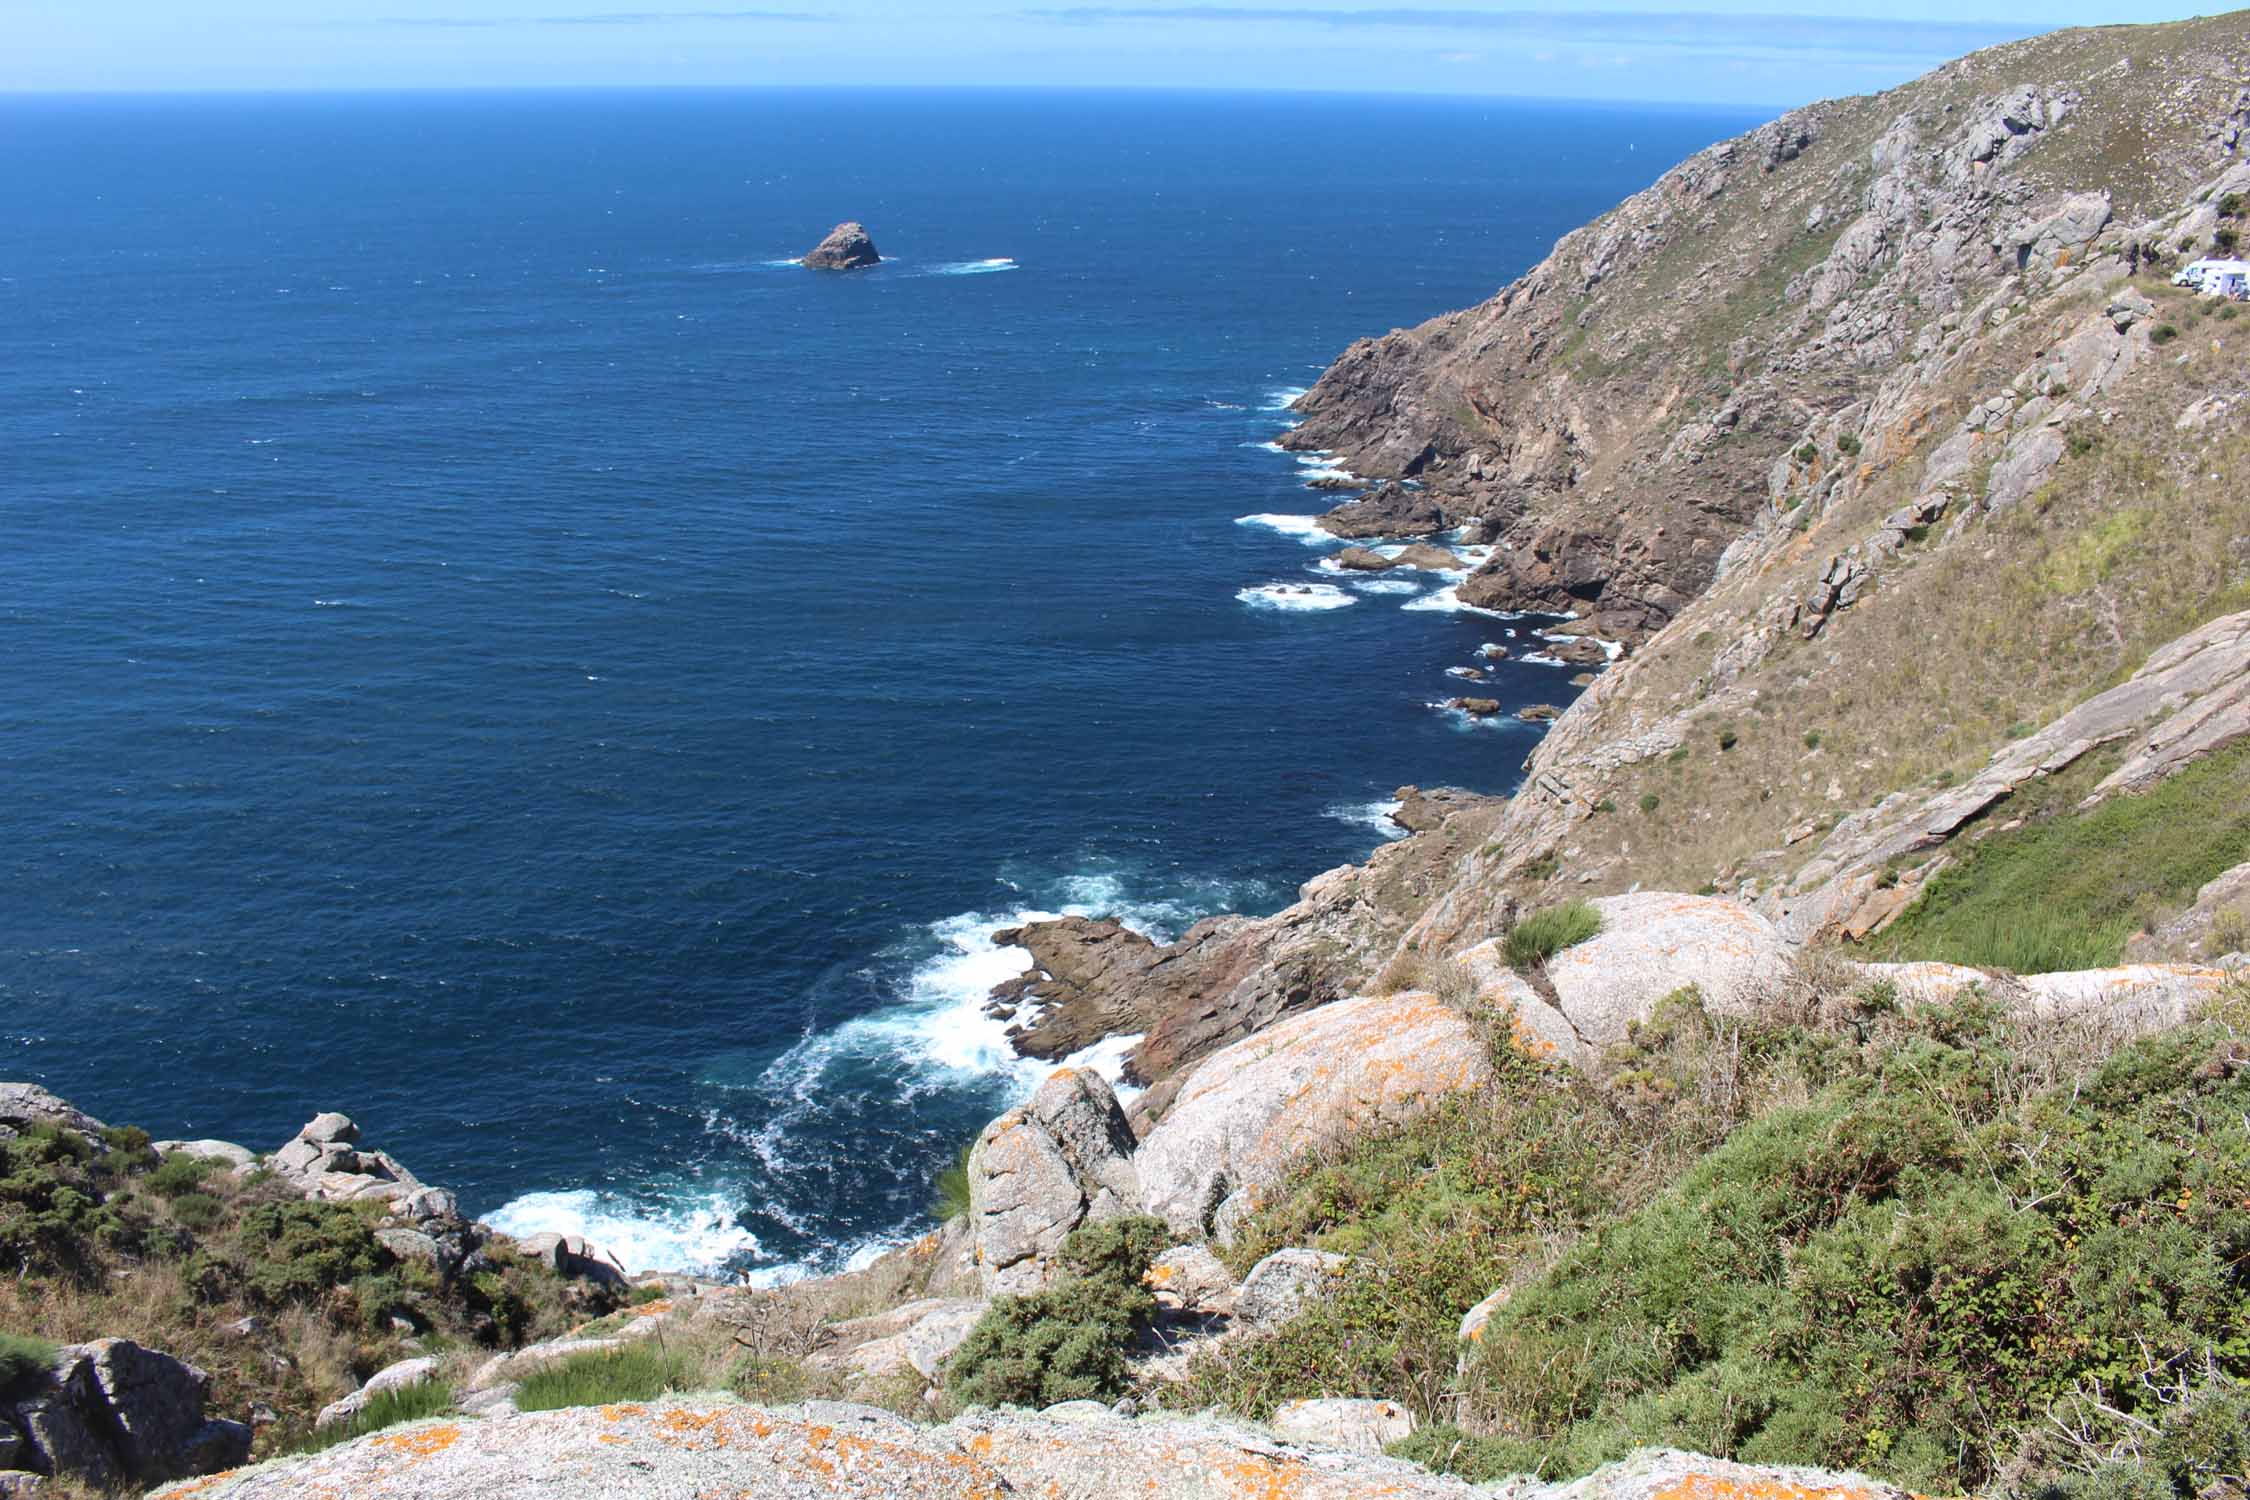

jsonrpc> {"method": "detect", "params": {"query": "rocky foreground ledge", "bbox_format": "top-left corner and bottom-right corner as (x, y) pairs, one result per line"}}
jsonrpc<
(150, 1400), (1910, 1500)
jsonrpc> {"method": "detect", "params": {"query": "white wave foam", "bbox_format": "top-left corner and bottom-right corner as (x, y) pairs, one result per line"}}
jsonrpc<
(1293, 453), (1357, 486)
(1234, 513), (1336, 546)
(1326, 800), (1407, 840)
(1520, 651), (1568, 666)
(1425, 700), (1512, 731)
(485, 1188), (763, 1276)
(1238, 582), (1356, 612)
(1262, 386), (1310, 411)
(931, 258), (1017, 276)
(1402, 585), (1512, 619)
(1346, 577), (1424, 595)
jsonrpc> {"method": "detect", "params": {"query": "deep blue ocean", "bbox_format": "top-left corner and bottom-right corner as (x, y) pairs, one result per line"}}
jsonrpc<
(0, 89), (1754, 1278)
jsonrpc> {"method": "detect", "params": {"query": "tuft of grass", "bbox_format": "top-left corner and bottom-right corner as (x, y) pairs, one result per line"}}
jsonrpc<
(2151, 323), (2180, 344)
(514, 1339), (708, 1412)
(1504, 900), (1604, 970)
(1875, 741), (2250, 972)
(929, 1142), (974, 1223)
(290, 1379), (454, 1453)
(0, 1330), (58, 1398)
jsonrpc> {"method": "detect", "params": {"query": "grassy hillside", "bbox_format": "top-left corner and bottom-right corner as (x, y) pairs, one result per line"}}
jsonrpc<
(1164, 977), (2250, 1498)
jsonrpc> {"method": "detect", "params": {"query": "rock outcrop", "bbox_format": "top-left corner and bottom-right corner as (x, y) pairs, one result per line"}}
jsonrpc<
(153, 1400), (1923, 1500)
(802, 222), (880, 270)
(1462, 893), (1796, 1067)
(4, 1339), (250, 1490)
(1134, 992), (1492, 1240)
(965, 1067), (1141, 1294)
(0, 1083), (106, 1145)
(268, 1111), (454, 1217)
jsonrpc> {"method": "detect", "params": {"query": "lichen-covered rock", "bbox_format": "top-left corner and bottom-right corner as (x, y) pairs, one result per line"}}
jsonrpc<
(1233, 1248), (1348, 1332)
(317, 1357), (441, 1430)
(1145, 1245), (1237, 1314)
(966, 1067), (1141, 1294)
(823, 1298), (988, 1383)
(10, 1339), (249, 1490)
(151, 1400), (1486, 1499)
(1549, 1446), (1912, 1500)
(0, 1082), (106, 1143)
(1462, 893), (1794, 1065)
(1270, 1397), (1416, 1454)
(1133, 992), (1492, 1241)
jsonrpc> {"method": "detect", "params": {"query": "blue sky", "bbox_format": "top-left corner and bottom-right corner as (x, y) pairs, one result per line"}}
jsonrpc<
(4, 1), (2215, 105)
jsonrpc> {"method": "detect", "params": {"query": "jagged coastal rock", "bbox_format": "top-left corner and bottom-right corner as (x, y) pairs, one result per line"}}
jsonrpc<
(965, 1066), (1141, 1293)
(801, 221), (881, 269)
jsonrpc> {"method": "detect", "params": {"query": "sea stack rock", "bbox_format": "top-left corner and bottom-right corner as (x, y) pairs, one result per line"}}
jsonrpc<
(802, 221), (880, 270)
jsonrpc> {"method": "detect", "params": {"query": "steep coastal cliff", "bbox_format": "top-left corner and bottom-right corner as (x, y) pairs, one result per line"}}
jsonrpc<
(11, 14), (2250, 1499)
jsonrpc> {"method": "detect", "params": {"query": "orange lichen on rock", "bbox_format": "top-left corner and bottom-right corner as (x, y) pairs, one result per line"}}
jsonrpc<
(1649, 1472), (1895, 1500)
(368, 1424), (462, 1464)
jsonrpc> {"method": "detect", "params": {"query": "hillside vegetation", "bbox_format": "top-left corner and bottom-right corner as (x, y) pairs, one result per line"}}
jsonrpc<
(1166, 978), (2250, 1499)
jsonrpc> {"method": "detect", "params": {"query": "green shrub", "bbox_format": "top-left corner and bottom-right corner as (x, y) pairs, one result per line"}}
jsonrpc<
(516, 1340), (707, 1412)
(2151, 323), (2180, 345)
(629, 1283), (671, 1306)
(1442, 1015), (2250, 1492)
(0, 1331), (58, 1399)
(1716, 727), (1738, 751)
(1504, 901), (1603, 970)
(169, 1191), (224, 1231)
(148, 1152), (221, 1199)
(292, 1378), (455, 1452)
(1834, 434), (1861, 457)
(2217, 227), (2241, 254)
(1803, 729), (1822, 749)
(1794, 443), (1820, 465)
(1593, 798), (1617, 814)
(1667, 745), (1690, 764)
(233, 1200), (389, 1307)
(1639, 792), (1661, 814)
(945, 1215), (1168, 1409)
(2220, 193), (2244, 218)
(929, 1141), (974, 1223)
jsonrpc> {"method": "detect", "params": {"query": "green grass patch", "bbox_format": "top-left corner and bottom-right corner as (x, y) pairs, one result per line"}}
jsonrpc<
(1504, 900), (1604, 970)
(929, 1141), (974, 1223)
(515, 1339), (708, 1412)
(0, 1331), (58, 1398)
(291, 1379), (455, 1453)
(1874, 741), (2250, 972)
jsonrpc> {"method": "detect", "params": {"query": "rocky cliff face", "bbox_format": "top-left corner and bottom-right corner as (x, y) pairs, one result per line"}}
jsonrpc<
(1283, 16), (2249, 647)
(1058, 13), (2250, 1092)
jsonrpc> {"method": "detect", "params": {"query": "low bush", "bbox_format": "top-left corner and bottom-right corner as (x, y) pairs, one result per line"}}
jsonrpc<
(1639, 792), (1662, 814)
(1442, 1011), (2250, 1493)
(0, 1331), (58, 1398)
(2151, 323), (2180, 345)
(147, 1152), (222, 1199)
(1503, 901), (1604, 970)
(945, 1215), (1168, 1409)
